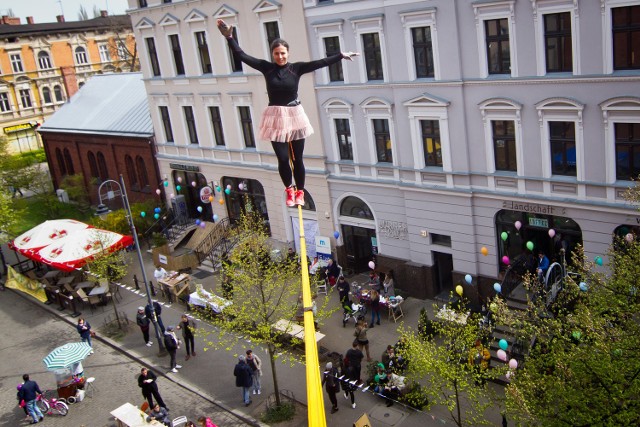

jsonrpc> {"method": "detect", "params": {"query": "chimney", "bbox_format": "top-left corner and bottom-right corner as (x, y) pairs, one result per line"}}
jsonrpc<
(56, 15), (65, 23)
(1, 15), (22, 25)
(60, 66), (79, 99)
(100, 10), (108, 17)
(26, 16), (34, 24)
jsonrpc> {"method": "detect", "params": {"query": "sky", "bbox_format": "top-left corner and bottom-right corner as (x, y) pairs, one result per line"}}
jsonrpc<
(0, 0), (129, 24)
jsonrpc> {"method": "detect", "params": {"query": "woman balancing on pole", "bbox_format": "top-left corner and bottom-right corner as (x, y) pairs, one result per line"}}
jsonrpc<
(217, 19), (359, 207)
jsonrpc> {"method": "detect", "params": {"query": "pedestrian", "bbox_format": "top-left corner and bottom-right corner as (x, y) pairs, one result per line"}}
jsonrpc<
(321, 362), (339, 414)
(336, 275), (350, 306)
(176, 314), (196, 360)
(146, 300), (165, 333)
(382, 271), (395, 297)
(341, 356), (357, 409)
(324, 258), (340, 286)
(354, 318), (372, 361)
(136, 307), (153, 347)
(369, 289), (381, 327)
(245, 349), (262, 395)
(233, 355), (253, 407)
(146, 403), (170, 425)
(345, 341), (364, 383)
(163, 326), (182, 373)
(18, 374), (44, 424)
(217, 19), (358, 207)
(138, 367), (168, 410)
(154, 265), (167, 281)
(536, 251), (550, 285)
(76, 318), (94, 354)
(197, 416), (218, 427)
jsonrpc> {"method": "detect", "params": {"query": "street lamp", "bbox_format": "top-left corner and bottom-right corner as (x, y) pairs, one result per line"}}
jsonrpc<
(96, 174), (165, 355)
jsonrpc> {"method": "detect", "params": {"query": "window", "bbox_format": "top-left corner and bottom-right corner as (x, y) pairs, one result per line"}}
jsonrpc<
(485, 18), (510, 74)
(42, 87), (52, 104)
(136, 156), (149, 188)
(37, 51), (52, 69)
(75, 47), (88, 64)
(56, 148), (67, 176)
(125, 155), (138, 189)
(238, 106), (255, 148)
(99, 44), (110, 62)
(264, 21), (280, 53)
(227, 27), (243, 72)
(615, 122), (640, 180)
(208, 106), (225, 146)
(169, 34), (185, 76)
(335, 118), (352, 160)
(373, 119), (392, 163)
(431, 233), (452, 247)
(159, 106), (174, 143)
(97, 152), (108, 182)
(195, 31), (212, 74)
(63, 148), (74, 175)
(412, 27), (434, 78)
(10, 54), (23, 73)
(19, 89), (32, 108)
(612, 5), (640, 70)
(421, 120), (441, 167)
(117, 42), (127, 60)
(0, 92), (10, 112)
(544, 12), (572, 72)
(549, 121), (576, 177)
(87, 151), (99, 179)
(362, 33), (384, 81)
(492, 120), (517, 172)
(53, 85), (64, 102)
(324, 37), (343, 82)
(138, 0), (148, 7)
(145, 38), (161, 77)
(183, 106), (198, 144)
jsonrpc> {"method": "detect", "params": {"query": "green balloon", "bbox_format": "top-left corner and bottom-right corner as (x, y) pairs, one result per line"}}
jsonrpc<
(176, 185), (181, 191)
(140, 211), (146, 217)
(501, 232), (508, 241)
(526, 241), (534, 251)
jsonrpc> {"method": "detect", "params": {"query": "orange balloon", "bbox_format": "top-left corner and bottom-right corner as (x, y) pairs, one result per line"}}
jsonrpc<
(218, 199), (224, 205)
(481, 247), (488, 256)
(208, 196), (214, 202)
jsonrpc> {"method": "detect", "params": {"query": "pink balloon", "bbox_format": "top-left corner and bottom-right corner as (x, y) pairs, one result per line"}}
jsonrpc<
(508, 359), (518, 369)
(155, 189), (161, 195)
(502, 255), (510, 265)
(238, 183), (244, 190)
(548, 229), (556, 238)
(497, 349), (507, 361)
(368, 261), (375, 270)
(515, 221), (522, 230)
(191, 181), (197, 187)
(177, 177), (182, 183)
(625, 233), (634, 243)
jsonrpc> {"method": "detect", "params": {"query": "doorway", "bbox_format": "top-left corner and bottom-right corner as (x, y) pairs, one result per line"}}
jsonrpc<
(341, 225), (376, 274)
(432, 251), (453, 298)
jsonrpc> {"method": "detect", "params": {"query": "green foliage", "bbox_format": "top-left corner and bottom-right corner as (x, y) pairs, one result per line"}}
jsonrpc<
(8, 195), (92, 237)
(60, 174), (91, 214)
(418, 307), (436, 340)
(83, 244), (127, 283)
(260, 402), (295, 423)
(0, 189), (18, 243)
(90, 202), (155, 235)
(151, 232), (168, 248)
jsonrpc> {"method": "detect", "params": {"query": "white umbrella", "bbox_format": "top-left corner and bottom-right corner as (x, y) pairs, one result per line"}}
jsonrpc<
(9, 219), (90, 256)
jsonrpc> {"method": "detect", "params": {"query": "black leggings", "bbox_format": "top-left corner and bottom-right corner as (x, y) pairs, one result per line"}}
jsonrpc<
(271, 139), (305, 190)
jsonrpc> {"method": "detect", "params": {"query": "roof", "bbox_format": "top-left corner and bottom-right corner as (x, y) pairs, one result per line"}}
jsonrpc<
(0, 15), (132, 37)
(39, 72), (153, 138)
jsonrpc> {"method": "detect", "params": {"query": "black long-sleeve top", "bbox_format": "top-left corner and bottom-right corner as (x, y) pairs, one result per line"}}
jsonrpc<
(225, 37), (343, 106)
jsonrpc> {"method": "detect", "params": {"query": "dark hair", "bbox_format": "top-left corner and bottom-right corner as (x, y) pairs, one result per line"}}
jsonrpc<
(270, 38), (289, 52)
(23, 374), (29, 381)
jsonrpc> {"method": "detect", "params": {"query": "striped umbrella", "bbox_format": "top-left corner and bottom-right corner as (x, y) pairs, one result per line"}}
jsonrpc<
(42, 342), (93, 371)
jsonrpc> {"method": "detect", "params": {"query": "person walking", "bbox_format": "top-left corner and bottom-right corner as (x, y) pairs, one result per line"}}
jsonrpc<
(234, 355), (253, 407)
(336, 275), (350, 306)
(18, 374), (43, 424)
(136, 307), (153, 347)
(217, 19), (358, 207)
(176, 314), (196, 360)
(321, 362), (340, 414)
(163, 326), (182, 373)
(245, 349), (262, 395)
(138, 368), (168, 410)
(355, 319), (372, 361)
(345, 341), (364, 384)
(146, 300), (165, 333)
(76, 318), (94, 354)
(369, 289), (381, 327)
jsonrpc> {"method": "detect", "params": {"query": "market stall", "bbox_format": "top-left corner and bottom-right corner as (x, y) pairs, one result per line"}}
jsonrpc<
(42, 342), (92, 400)
(157, 272), (192, 303)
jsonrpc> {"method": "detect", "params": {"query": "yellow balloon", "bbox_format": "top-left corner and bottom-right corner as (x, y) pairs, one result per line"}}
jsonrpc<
(218, 199), (224, 205)
(208, 196), (214, 202)
(481, 246), (488, 256)
(455, 285), (463, 296)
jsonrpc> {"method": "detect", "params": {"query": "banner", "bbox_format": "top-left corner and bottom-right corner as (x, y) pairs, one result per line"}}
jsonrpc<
(291, 218), (318, 257)
(4, 266), (48, 303)
(315, 235), (332, 266)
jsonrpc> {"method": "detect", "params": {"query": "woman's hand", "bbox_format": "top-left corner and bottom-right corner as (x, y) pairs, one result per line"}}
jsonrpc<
(342, 52), (360, 61)
(217, 19), (233, 38)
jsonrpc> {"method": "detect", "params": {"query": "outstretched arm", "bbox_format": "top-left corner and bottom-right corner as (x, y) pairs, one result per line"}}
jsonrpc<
(217, 19), (269, 72)
(297, 51), (360, 75)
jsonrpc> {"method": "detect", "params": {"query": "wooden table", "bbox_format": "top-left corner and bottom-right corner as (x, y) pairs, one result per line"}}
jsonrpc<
(158, 273), (191, 302)
(110, 402), (161, 427)
(273, 319), (325, 342)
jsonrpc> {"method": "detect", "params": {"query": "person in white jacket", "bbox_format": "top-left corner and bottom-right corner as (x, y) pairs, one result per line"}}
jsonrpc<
(245, 349), (262, 395)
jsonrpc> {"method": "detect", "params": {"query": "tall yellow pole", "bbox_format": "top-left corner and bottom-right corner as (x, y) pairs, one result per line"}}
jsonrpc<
(298, 204), (327, 426)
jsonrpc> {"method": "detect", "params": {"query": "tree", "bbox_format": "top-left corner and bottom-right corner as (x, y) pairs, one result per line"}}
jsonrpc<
(0, 189), (18, 244)
(60, 174), (92, 215)
(78, 5), (89, 21)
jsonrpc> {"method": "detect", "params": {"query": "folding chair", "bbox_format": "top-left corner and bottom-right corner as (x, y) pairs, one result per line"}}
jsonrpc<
(172, 415), (188, 427)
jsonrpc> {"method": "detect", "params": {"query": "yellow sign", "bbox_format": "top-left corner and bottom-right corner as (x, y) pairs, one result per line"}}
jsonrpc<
(3, 123), (34, 133)
(4, 266), (48, 303)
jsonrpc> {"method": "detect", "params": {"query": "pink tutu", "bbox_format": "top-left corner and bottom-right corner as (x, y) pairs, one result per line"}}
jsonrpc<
(259, 105), (314, 143)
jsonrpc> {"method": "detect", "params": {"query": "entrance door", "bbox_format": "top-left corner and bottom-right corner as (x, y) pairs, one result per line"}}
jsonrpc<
(432, 251), (453, 298)
(342, 225), (376, 273)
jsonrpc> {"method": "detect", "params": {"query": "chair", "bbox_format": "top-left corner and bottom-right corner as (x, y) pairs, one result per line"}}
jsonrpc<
(109, 282), (123, 302)
(316, 278), (328, 296)
(76, 288), (98, 312)
(140, 401), (150, 413)
(171, 416), (188, 427)
(84, 377), (96, 398)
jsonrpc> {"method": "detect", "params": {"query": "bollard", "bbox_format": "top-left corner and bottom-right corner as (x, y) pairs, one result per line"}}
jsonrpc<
(133, 274), (140, 290)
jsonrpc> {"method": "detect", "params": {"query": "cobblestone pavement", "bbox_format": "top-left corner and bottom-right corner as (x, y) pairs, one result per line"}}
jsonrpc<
(0, 289), (252, 427)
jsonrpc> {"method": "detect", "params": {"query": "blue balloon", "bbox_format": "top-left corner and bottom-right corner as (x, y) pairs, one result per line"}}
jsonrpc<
(154, 207), (161, 214)
(197, 206), (203, 213)
(493, 283), (502, 293)
(579, 282), (588, 292)
(195, 219), (201, 225)
(213, 214), (219, 221)
(334, 231), (340, 239)
(464, 274), (472, 284)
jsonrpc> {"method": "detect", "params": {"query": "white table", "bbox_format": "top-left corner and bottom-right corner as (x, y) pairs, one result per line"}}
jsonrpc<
(435, 306), (469, 325)
(110, 402), (161, 427)
(189, 289), (231, 313)
(89, 284), (108, 296)
(273, 319), (325, 342)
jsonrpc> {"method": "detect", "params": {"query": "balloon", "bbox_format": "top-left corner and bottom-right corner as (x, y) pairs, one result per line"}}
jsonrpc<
(625, 233), (634, 243)
(501, 232), (508, 241)
(195, 219), (201, 225)
(464, 274), (472, 284)
(368, 261), (375, 270)
(480, 246), (488, 256)
(455, 285), (463, 296)
(140, 211), (146, 217)
(218, 199), (224, 205)
(548, 228), (556, 238)
(579, 282), (588, 292)
(191, 181), (196, 187)
(155, 189), (161, 195)
(213, 214), (219, 221)
(154, 207), (161, 213)
(224, 188), (231, 195)
(334, 231), (340, 239)
(497, 349), (507, 362)
(215, 186), (221, 192)
(526, 241), (534, 251)
(154, 213), (159, 220)
(493, 283), (502, 293)
(200, 222), (206, 228)
(502, 255), (510, 265)
(208, 196), (214, 202)
(163, 181), (169, 187)
(515, 221), (522, 230)
(508, 359), (518, 369)
(176, 185), (181, 191)
(506, 371), (512, 380)
(197, 206), (203, 213)
(226, 184), (231, 190)
(498, 339), (508, 351)
(170, 193), (175, 199)
(572, 331), (581, 340)
(595, 256), (603, 266)
(239, 183), (244, 190)
(177, 177), (182, 183)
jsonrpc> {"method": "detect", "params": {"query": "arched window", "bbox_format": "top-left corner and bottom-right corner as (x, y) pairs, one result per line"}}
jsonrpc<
(42, 87), (52, 104)
(75, 46), (88, 64)
(37, 51), (52, 69)
(55, 148), (67, 176)
(87, 151), (98, 179)
(339, 196), (374, 219)
(125, 155), (137, 189)
(135, 156), (149, 188)
(54, 85), (64, 102)
(63, 148), (74, 175)
(96, 152), (108, 182)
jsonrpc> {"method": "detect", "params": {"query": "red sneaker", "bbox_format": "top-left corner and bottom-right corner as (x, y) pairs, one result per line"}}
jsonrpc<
(295, 190), (305, 206)
(285, 187), (296, 207)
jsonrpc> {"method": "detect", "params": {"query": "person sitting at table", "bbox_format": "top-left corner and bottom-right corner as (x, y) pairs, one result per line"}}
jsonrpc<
(147, 403), (170, 425)
(154, 265), (168, 281)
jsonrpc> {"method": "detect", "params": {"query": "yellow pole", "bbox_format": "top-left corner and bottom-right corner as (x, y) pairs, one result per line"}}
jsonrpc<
(298, 204), (327, 426)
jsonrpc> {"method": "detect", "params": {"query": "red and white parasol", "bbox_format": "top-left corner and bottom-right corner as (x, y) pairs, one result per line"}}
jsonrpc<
(8, 219), (90, 257)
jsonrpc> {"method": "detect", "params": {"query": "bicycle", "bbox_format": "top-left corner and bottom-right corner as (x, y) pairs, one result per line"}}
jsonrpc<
(36, 390), (69, 416)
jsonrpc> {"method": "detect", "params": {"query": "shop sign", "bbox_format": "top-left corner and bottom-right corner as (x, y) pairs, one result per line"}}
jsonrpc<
(169, 163), (200, 172)
(378, 220), (408, 240)
(528, 217), (549, 228)
(502, 201), (566, 216)
(199, 186), (213, 203)
(315, 235), (332, 265)
(371, 236), (378, 255)
(3, 122), (35, 133)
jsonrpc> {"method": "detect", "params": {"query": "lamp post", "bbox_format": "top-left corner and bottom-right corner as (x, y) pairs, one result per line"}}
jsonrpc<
(96, 174), (165, 355)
